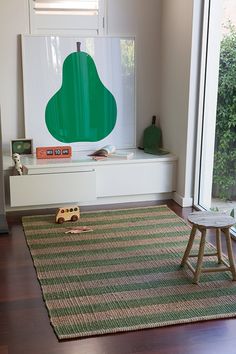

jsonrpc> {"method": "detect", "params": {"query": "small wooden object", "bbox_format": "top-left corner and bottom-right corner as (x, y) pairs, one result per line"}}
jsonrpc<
(181, 211), (236, 284)
(55, 205), (80, 224)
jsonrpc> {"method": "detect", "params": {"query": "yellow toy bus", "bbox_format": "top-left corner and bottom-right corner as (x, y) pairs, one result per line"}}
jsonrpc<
(55, 205), (80, 224)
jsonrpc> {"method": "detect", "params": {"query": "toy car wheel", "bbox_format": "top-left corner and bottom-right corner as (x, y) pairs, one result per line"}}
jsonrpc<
(71, 215), (79, 222)
(57, 217), (65, 224)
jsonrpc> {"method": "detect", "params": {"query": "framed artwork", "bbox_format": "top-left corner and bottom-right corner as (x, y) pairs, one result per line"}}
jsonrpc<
(21, 35), (136, 152)
(10, 139), (33, 155)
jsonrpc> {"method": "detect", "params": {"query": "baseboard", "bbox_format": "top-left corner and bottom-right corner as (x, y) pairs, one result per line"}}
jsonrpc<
(173, 192), (193, 207)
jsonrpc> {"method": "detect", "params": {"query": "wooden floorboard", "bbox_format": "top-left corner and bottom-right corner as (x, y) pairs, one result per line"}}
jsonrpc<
(1, 200), (236, 354)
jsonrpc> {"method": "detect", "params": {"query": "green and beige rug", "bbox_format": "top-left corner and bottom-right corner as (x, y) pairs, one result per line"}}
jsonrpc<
(22, 205), (236, 340)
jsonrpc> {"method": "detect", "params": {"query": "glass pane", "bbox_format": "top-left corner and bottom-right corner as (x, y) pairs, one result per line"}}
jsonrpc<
(212, 0), (236, 222)
(198, 0), (236, 233)
(34, 0), (99, 15)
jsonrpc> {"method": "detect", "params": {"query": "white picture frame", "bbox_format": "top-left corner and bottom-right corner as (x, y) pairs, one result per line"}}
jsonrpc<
(21, 35), (136, 152)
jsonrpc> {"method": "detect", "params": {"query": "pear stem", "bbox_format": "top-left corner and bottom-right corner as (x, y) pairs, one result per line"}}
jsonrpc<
(76, 42), (81, 52)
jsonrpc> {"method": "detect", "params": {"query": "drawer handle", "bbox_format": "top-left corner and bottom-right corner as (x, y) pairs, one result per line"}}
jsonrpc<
(78, 169), (95, 173)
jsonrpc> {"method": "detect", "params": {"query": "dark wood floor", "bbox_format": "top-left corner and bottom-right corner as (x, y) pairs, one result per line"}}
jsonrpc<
(1, 200), (236, 354)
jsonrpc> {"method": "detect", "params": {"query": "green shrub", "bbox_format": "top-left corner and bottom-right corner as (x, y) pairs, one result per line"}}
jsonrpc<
(213, 24), (236, 200)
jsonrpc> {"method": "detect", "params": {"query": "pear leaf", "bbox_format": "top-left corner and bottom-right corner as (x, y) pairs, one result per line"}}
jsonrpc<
(45, 50), (117, 142)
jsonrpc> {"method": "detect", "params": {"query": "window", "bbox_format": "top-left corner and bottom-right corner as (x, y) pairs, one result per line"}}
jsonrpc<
(194, 0), (236, 236)
(33, 0), (99, 15)
(29, 0), (106, 35)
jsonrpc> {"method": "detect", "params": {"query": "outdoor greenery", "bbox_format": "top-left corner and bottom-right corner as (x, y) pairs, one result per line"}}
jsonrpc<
(213, 24), (236, 200)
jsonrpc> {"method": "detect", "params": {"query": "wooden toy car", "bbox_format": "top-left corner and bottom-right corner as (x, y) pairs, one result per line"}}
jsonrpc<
(56, 205), (80, 224)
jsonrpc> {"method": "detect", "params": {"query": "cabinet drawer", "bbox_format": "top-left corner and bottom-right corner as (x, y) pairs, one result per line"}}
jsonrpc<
(97, 162), (176, 197)
(10, 170), (96, 207)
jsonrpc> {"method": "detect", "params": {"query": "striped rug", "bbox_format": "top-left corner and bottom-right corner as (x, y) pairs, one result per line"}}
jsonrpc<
(22, 205), (236, 340)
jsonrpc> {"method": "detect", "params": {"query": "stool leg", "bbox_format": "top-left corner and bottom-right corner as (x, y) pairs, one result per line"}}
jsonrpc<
(224, 228), (236, 281)
(216, 228), (223, 264)
(193, 229), (206, 284)
(180, 225), (197, 267)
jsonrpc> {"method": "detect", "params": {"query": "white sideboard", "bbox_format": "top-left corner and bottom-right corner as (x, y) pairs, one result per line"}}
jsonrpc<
(3, 149), (177, 210)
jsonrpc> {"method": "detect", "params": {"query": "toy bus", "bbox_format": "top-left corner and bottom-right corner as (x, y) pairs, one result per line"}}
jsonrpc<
(55, 205), (80, 224)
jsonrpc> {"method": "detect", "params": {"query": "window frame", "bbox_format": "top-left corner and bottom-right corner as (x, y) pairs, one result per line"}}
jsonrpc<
(28, 0), (106, 35)
(194, 0), (223, 210)
(193, 0), (236, 238)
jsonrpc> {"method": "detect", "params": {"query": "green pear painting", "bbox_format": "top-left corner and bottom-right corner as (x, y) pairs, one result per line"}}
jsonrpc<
(45, 42), (117, 142)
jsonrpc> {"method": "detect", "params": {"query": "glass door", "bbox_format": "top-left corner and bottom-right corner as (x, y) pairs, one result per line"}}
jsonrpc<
(196, 0), (236, 233)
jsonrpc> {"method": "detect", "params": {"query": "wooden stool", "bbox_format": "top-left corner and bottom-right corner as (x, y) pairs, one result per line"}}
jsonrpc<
(180, 211), (236, 284)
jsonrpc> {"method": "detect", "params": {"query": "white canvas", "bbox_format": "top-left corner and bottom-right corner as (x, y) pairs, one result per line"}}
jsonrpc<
(21, 35), (136, 152)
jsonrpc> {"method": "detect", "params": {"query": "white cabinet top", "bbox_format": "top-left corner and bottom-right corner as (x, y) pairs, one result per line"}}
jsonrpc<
(4, 148), (177, 172)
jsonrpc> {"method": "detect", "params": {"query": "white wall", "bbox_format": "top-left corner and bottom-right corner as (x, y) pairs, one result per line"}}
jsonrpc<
(0, 0), (29, 152)
(107, 0), (161, 146)
(0, 0), (161, 153)
(0, 0), (196, 207)
(160, 0), (194, 206)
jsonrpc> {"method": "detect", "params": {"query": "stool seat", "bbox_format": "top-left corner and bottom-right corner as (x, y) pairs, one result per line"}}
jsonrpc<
(181, 211), (236, 284)
(188, 211), (235, 229)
